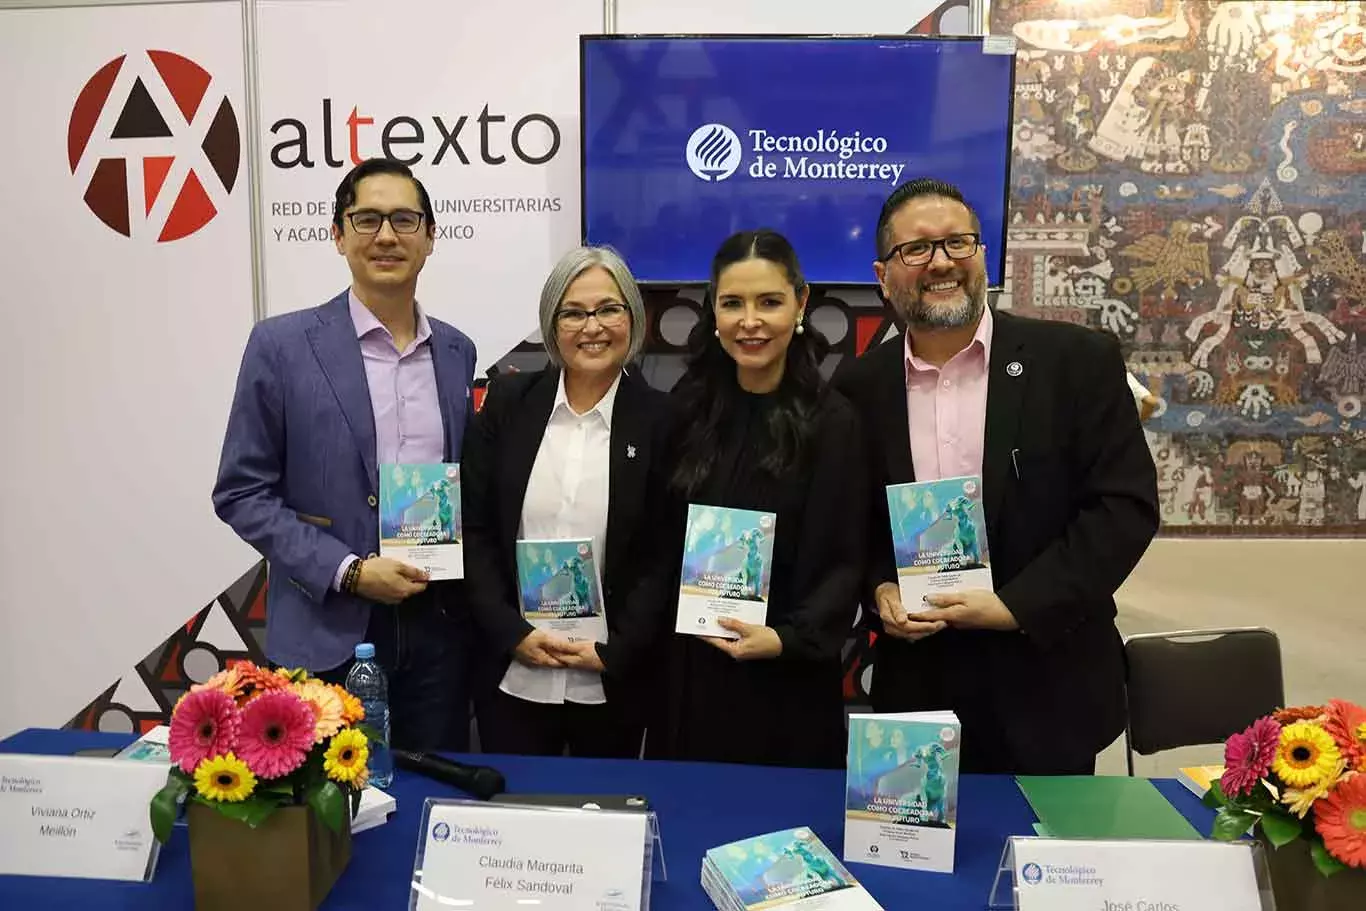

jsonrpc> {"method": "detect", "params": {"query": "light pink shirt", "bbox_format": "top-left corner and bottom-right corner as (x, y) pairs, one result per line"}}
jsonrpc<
(348, 290), (444, 467)
(905, 306), (993, 482)
(332, 290), (444, 590)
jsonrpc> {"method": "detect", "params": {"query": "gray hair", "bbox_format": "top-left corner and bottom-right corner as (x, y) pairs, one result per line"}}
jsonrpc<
(538, 245), (647, 367)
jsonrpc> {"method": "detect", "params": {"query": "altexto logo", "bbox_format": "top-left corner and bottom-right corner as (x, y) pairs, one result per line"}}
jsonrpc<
(68, 50), (240, 242)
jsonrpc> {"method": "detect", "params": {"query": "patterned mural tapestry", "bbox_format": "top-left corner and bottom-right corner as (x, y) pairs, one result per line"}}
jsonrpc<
(994, 0), (1366, 535)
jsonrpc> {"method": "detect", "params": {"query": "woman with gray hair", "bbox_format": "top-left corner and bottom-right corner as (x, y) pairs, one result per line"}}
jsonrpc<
(462, 245), (671, 758)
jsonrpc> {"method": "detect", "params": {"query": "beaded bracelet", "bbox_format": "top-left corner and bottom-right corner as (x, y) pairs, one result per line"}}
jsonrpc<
(342, 558), (364, 594)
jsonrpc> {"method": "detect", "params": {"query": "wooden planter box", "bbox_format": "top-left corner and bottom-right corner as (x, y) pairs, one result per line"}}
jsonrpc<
(186, 801), (351, 911)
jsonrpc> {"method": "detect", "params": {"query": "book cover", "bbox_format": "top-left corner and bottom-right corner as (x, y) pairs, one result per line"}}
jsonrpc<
(676, 504), (776, 640)
(1177, 764), (1225, 798)
(115, 724), (171, 763)
(704, 827), (883, 911)
(886, 476), (991, 606)
(378, 463), (463, 580)
(843, 712), (961, 873)
(514, 538), (608, 642)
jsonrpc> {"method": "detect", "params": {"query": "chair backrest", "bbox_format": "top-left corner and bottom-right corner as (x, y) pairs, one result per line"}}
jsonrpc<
(1124, 627), (1285, 768)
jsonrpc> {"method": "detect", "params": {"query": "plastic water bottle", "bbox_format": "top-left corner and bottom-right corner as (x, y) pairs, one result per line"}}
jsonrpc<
(344, 643), (393, 789)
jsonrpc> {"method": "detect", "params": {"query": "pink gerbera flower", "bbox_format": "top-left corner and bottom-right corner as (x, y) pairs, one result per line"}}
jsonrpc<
(235, 691), (316, 779)
(167, 688), (240, 774)
(1221, 715), (1282, 797)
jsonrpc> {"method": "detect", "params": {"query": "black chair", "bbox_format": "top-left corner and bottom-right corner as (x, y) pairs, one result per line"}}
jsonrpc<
(1123, 627), (1285, 776)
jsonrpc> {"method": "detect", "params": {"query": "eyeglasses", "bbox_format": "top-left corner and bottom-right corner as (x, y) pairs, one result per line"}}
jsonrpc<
(345, 208), (426, 235)
(881, 232), (981, 267)
(555, 303), (630, 331)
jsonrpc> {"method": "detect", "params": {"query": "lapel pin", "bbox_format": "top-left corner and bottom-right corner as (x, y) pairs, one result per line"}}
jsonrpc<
(626, 444), (637, 460)
(1006, 361), (1024, 377)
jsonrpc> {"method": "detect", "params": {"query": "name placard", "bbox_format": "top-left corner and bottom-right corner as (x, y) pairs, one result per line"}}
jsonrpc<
(410, 799), (652, 911)
(1010, 837), (1267, 911)
(0, 753), (171, 882)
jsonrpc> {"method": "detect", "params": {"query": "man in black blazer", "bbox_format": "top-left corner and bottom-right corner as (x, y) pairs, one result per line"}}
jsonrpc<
(831, 178), (1159, 775)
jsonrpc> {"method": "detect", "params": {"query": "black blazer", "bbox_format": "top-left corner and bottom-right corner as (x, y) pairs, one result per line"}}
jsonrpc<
(831, 310), (1159, 772)
(462, 367), (672, 714)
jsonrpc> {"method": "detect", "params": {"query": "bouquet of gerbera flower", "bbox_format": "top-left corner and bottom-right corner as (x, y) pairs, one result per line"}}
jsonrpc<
(149, 661), (372, 843)
(1204, 700), (1366, 876)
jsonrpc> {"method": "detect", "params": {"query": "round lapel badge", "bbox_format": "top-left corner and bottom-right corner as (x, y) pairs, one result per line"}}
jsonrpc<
(1006, 361), (1023, 377)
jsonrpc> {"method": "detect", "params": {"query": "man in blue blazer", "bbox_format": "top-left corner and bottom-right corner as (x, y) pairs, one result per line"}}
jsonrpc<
(213, 158), (477, 751)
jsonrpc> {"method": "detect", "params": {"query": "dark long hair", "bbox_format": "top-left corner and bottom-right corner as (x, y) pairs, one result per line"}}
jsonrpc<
(669, 230), (831, 497)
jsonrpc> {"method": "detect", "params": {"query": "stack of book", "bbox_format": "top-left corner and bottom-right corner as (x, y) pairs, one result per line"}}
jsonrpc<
(701, 827), (883, 911)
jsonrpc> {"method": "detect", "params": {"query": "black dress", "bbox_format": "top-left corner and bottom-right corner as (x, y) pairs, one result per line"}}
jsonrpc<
(650, 386), (867, 769)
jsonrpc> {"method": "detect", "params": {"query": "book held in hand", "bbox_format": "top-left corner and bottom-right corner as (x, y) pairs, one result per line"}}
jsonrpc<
(675, 504), (776, 640)
(702, 827), (883, 911)
(514, 538), (608, 643)
(844, 711), (962, 873)
(886, 476), (991, 606)
(378, 463), (463, 580)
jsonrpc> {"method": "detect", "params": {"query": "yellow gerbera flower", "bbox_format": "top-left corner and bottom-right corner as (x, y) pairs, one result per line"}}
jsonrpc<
(323, 729), (369, 785)
(1274, 722), (1342, 788)
(193, 753), (257, 802)
(1280, 757), (1346, 817)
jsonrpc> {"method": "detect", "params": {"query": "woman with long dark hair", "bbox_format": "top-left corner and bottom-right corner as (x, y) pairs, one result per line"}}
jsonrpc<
(645, 229), (867, 769)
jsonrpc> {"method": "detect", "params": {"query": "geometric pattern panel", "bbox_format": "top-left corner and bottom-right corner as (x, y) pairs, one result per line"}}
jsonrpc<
(65, 562), (267, 733)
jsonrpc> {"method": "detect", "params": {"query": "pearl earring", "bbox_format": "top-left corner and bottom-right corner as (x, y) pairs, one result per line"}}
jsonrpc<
(796, 322), (805, 335)
(714, 329), (720, 338)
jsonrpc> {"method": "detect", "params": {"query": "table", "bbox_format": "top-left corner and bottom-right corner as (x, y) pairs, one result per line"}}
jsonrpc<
(0, 728), (1215, 909)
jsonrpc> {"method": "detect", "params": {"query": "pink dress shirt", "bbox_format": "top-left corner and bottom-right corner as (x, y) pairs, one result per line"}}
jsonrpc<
(904, 306), (993, 482)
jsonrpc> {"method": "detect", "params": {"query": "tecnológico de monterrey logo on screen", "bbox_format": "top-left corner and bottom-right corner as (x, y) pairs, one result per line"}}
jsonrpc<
(686, 122), (906, 185)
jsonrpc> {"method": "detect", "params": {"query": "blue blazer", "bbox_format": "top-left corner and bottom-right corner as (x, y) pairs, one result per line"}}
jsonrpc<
(212, 291), (477, 670)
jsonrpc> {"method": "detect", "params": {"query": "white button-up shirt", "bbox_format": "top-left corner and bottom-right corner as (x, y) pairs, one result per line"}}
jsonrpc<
(498, 371), (620, 705)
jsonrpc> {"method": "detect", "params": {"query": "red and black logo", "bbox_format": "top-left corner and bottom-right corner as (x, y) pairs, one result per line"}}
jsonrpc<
(68, 51), (239, 242)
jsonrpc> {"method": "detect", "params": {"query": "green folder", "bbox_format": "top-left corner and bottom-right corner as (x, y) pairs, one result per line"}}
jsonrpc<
(1016, 776), (1202, 841)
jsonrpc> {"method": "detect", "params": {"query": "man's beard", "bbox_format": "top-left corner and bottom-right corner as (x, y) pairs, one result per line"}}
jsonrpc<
(888, 274), (986, 331)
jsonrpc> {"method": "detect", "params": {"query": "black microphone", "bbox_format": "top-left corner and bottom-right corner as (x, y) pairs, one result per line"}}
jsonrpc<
(392, 750), (507, 800)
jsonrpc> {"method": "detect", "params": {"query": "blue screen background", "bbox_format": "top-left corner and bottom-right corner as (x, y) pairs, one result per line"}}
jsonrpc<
(581, 37), (1016, 286)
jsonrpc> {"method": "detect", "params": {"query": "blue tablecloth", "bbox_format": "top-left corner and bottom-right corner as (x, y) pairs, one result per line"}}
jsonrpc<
(0, 728), (1215, 909)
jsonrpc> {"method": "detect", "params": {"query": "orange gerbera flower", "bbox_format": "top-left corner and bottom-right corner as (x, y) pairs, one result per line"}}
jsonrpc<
(294, 680), (345, 742)
(235, 663), (293, 696)
(1274, 705), (1326, 725)
(1314, 772), (1366, 869)
(1322, 700), (1366, 771)
(336, 687), (365, 725)
(190, 666), (247, 701)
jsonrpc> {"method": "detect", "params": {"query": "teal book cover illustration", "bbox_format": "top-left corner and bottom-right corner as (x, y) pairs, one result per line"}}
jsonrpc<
(515, 538), (607, 642)
(378, 463), (463, 580)
(676, 504), (776, 640)
(702, 827), (883, 911)
(843, 712), (961, 873)
(886, 475), (991, 605)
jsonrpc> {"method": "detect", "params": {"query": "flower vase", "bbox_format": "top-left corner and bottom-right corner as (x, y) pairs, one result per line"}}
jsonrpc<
(187, 801), (351, 911)
(1259, 835), (1366, 911)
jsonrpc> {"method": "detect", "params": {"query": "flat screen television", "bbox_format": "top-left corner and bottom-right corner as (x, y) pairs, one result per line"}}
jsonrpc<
(580, 35), (1017, 287)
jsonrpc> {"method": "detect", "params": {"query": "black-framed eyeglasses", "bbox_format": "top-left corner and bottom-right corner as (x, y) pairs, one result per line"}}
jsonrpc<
(555, 303), (630, 331)
(880, 232), (981, 267)
(345, 208), (426, 235)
